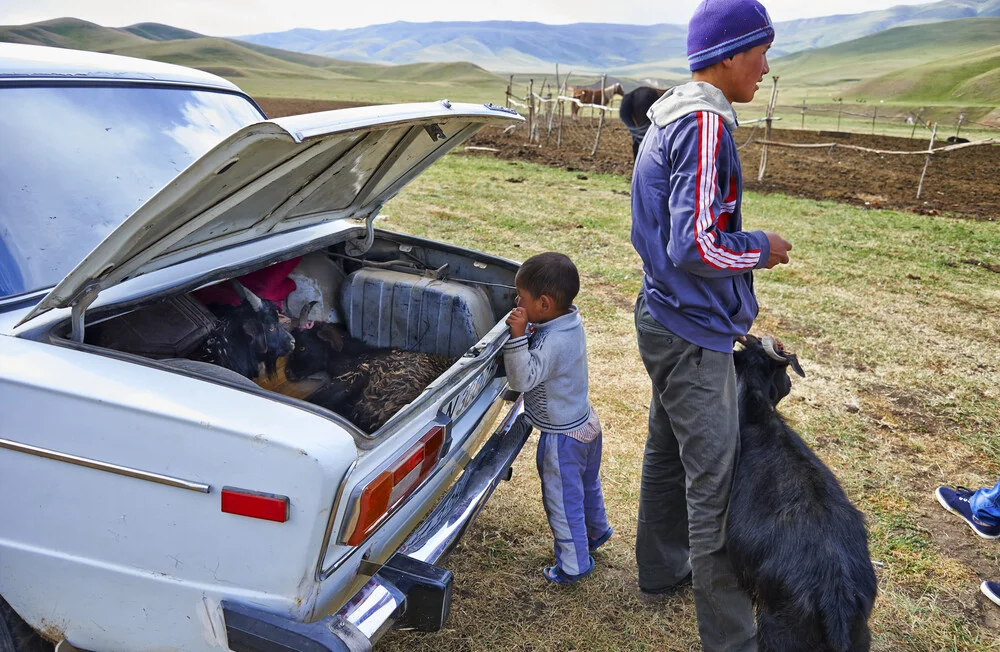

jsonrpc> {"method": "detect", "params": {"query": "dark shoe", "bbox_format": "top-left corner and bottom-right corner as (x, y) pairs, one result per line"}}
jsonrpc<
(935, 486), (1000, 539)
(982, 580), (1000, 608)
(588, 526), (614, 552)
(543, 556), (595, 585)
(636, 572), (692, 604)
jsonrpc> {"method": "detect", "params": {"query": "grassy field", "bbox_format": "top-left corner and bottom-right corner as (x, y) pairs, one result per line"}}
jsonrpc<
(373, 153), (1000, 651)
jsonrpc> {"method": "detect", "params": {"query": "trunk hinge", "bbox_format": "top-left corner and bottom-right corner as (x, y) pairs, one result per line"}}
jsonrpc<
(69, 284), (101, 343)
(344, 205), (381, 257)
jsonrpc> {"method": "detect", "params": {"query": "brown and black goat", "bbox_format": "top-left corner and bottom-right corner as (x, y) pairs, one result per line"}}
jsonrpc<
(728, 335), (877, 652)
(287, 315), (454, 432)
(196, 281), (295, 380)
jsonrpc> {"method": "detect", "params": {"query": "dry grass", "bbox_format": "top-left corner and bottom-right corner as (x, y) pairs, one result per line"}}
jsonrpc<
(377, 153), (1000, 651)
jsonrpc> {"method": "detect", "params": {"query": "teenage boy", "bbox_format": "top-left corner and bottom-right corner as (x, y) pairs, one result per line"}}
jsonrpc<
(629, 0), (793, 649)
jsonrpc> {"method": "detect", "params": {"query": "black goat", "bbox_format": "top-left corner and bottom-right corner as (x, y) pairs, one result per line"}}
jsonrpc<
(287, 320), (454, 432)
(196, 281), (295, 380)
(620, 86), (667, 161)
(728, 335), (877, 652)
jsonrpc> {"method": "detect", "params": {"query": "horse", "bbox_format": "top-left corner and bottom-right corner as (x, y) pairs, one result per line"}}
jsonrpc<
(570, 82), (625, 120)
(619, 86), (668, 161)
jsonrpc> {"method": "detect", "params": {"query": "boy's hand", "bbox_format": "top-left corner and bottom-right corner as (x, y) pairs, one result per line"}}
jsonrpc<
(506, 307), (529, 338)
(764, 232), (792, 268)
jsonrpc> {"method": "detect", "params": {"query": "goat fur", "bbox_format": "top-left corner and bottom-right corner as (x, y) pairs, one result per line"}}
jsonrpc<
(728, 337), (877, 652)
(288, 323), (455, 432)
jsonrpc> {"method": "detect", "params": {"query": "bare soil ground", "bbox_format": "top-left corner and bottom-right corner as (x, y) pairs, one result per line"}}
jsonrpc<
(258, 97), (1000, 221)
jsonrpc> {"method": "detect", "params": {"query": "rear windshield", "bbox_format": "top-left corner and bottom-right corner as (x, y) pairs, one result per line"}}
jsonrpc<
(0, 84), (264, 300)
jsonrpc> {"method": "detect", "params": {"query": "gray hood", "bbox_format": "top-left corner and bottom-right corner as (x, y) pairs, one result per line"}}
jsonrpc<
(647, 82), (738, 131)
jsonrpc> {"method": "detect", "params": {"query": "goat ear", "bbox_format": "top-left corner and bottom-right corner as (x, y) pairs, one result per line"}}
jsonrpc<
(316, 324), (345, 352)
(242, 321), (267, 353)
(786, 353), (806, 378)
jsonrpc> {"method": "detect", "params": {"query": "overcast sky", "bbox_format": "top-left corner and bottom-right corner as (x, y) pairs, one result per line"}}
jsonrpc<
(0, 0), (944, 36)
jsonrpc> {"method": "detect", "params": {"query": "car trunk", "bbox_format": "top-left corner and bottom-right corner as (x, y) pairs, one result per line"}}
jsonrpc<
(43, 231), (518, 437)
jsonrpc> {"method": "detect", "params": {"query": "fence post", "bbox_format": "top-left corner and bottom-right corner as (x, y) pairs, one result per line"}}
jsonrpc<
(956, 113), (965, 138)
(836, 99), (843, 132)
(591, 74), (607, 156)
(527, 79), (534, 144)
(916, 122), (938, 200)
(506, 75), (513, 109)
(757, 76), (779, 182)
(800, 98), (806, 130)
(871, 106), (877, 135)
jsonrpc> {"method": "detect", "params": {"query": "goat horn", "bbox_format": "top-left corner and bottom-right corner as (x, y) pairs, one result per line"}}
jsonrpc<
(295, 300), (318, 328)
(762, 335), (786, 362)
(763, 335), (806, 378)
(230, 280), (263, 311)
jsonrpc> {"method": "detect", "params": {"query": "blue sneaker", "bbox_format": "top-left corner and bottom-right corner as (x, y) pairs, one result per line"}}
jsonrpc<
(935, 486), (1000, 539)
(982, 581), (1000, 608)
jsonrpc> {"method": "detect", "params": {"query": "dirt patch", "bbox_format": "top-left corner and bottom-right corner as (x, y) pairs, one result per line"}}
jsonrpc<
(257, 97), (1000, 221)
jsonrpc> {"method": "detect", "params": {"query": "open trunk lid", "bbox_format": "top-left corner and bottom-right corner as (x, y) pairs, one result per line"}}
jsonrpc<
(17, 101), (521, 328)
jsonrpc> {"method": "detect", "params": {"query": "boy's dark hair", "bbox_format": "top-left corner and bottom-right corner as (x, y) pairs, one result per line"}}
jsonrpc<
(515, 252), (579, 309)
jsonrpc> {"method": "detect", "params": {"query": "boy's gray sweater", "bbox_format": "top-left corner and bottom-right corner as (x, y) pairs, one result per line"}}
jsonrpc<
(502, 306), (592, 434)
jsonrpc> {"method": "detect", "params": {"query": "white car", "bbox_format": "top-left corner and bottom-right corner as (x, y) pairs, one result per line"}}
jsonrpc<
(0, 43), (528, 652)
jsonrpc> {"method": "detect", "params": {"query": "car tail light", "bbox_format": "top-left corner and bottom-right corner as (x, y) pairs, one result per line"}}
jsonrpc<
(343, 424), (448, 546)
(221, 487), (289, 523)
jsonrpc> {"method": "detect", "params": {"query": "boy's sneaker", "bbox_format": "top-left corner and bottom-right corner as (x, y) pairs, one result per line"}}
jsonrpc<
(982, 581), (1000, 608)
(935, 486), (1000, 539)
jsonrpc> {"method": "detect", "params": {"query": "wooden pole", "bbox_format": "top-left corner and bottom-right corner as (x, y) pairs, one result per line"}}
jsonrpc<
(591, 74), (607, 156)
(527, 79), (534, 144)
(546, 65), (560, 144)
(837, 100), (843, 132)
(800, 98), (806, 129)
(757, 76), (779, 182)
(956, 114), (965, 138)
(871, 106), (877, 135)
(506, 75), (513, 109)
(916, 122), (938, 200)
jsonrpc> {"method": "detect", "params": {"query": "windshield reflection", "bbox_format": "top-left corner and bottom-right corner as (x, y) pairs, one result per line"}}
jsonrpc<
(0, 85), (263, 299)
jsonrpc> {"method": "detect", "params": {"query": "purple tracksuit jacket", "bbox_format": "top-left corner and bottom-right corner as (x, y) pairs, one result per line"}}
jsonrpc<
(631, 82), (772, 353)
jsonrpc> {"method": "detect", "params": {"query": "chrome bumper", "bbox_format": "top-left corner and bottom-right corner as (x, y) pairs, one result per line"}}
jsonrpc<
(224, 398), (529, 652)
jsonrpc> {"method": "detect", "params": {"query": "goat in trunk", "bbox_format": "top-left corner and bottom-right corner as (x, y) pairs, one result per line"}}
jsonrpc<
(196, 281), (295, 380)
(728, 335), (877, 652)
(286, 317), (455, 432)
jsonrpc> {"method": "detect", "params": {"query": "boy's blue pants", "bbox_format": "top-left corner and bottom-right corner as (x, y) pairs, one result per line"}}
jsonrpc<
(971, 478), (1000, 525)
(537, 432), (610, 576)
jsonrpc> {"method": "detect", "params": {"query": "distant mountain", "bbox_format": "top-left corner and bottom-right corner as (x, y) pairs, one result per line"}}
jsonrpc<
(241, 21), (689, 75)
(237, 0), (1000, 74)
(0, 17), (509, 104)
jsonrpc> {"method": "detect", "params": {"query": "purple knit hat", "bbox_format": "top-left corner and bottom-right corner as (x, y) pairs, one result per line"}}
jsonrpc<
(687, 0), (775, 72)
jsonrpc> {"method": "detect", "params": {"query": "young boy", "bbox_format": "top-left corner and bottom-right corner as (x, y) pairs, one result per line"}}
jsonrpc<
(630, 0), (792, 649)
(502, 252), (612, 584)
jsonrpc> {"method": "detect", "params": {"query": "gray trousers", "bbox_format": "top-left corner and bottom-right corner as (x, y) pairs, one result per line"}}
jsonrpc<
(634, 294), (756, 652)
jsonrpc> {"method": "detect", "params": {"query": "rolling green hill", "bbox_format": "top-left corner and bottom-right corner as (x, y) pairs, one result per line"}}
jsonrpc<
(850, 43), (1000, 102)
(0, 17), (148, 50)
(122, 22), (202, 41)
(771, 17), (1000, 100)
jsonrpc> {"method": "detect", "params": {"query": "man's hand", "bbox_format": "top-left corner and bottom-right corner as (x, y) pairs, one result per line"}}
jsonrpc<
(506, 307), (529, 338)
(764, 232), (792, 268)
